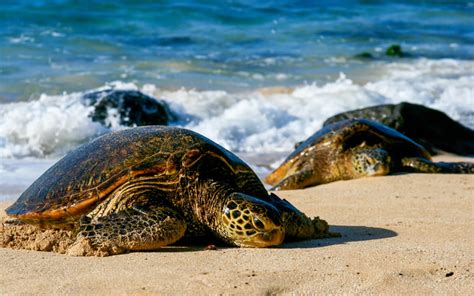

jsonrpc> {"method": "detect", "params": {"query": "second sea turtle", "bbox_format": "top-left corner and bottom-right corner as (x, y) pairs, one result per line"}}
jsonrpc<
(266, 119), (474, 190)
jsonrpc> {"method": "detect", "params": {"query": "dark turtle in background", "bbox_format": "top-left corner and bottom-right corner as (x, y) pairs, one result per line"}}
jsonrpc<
(266, 119), (474, 190)
(83, 89), (177, 127)
(4, 127), (334, 256)
(323, 102), (474, 156)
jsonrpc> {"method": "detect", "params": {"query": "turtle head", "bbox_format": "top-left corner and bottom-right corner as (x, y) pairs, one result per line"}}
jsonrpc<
(351, 148), (391, 177)
(219, 193), (284, 248)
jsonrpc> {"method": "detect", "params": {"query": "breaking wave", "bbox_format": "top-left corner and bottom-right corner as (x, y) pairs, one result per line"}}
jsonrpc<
(1, 58), (472, 160)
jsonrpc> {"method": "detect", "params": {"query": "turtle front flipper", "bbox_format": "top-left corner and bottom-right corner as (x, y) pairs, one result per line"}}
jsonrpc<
(402, 157), (474, 174)
(271, 168), (318, 190)
(67, 205), (186, 256)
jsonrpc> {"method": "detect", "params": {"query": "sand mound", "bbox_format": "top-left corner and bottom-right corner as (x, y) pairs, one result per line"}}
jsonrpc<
(0, 219), (126, 256)
(1, 219), (75, 254)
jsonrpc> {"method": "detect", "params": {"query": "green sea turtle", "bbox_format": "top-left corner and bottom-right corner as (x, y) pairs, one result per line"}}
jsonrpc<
(4, 126), (333, 256)
(323, 102), (474, 155)
(266, 119), (474, 190)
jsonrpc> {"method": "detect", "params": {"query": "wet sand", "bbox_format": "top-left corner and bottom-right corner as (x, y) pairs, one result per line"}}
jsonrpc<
(0, 155), (473, 295)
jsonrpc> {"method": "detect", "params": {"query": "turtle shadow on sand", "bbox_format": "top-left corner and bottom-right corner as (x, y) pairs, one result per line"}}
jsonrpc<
(1, 219), (395, 254)
(280, 225), (397, 249)
(133, 225), (397, 251)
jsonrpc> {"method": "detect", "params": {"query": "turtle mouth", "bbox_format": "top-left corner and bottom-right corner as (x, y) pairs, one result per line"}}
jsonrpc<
(366, 159), (390, 176)
(242, 227), (285, 248)
(367, 163), (385, 176)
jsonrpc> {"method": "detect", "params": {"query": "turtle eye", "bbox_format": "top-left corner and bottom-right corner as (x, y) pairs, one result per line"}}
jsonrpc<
(252, 216), (266, 231)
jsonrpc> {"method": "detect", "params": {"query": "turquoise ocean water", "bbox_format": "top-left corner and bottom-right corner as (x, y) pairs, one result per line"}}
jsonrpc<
(1, 0), (473, 99)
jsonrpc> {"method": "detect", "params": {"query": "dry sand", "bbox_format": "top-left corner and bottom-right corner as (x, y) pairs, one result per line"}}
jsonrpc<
(0, 155), (473, 295)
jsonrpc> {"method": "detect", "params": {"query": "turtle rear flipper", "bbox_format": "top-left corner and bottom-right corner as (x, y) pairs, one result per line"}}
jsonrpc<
(402, 157), (474, 174)
(67, 205), (186, 256)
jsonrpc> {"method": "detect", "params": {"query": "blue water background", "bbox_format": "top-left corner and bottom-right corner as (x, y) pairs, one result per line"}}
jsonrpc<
(1, 0), (473, 101)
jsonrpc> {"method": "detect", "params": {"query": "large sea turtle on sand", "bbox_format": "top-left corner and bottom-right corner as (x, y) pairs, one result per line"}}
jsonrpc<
(266, 119), (474, 190)
(3, 126), (333, 256)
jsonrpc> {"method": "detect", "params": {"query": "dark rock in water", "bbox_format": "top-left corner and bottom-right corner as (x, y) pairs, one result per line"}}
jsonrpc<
(354, 52), (374, 59)
(83, 89), (177, 127)
(323, 102), (474, 156)
(386, 44), (404, 57)
(353, 44), (408, 60)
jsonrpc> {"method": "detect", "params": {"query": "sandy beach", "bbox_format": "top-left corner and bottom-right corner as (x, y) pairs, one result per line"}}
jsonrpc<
(0, 155), (473, 295)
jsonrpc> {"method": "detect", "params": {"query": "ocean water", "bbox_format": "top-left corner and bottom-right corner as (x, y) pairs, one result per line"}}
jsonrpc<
(1, 1), (473, 199)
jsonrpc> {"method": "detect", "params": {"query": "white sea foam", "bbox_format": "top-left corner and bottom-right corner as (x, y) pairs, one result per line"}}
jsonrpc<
(8, 34), (35, 44)
(1, 59), (473, 159)
(0, 58), (473, 199)
(147, 59), (474, 155)
(0, 81), (142, 159)
(0, 93), (107, 158)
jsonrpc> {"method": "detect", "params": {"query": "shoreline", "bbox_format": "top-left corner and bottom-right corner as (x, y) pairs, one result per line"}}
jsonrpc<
(1, 155), (473, 295)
